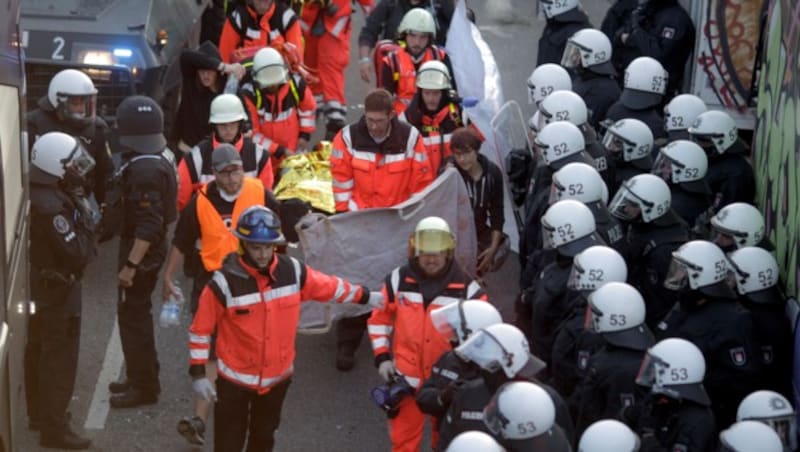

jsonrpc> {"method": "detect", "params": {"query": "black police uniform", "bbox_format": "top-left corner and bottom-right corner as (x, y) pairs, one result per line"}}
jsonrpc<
(583, 128), (614, 188)
(610, 0), (696, 95)
(28, 97), (114, 204)
(531, 259), (573, 370)
(537, 8), (593, 66)
(112, 97), (178, 407)
(586, 201), (627, 255)
(656, 295), (763, 429)
(437, 377), (574, 450)
(600, 0), (638, 43)
(574, 71), (622, 130)
(624, 211), (689, 328)
(622, 394), (716, 452)
(604, 101), (666, 140)
(26, 174), (96, 446)
(668, 182), (713, 233)
(609, 155), (651, 196)
(705, 141), (756, 211)
(416, 351), (480, 421)
(572, 328), (655, 437)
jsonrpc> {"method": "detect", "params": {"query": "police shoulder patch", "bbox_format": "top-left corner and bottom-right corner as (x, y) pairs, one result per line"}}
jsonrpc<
(662, 27), (676, 39)
(729, 346), (747, 366)
(53, 215), (71, 234)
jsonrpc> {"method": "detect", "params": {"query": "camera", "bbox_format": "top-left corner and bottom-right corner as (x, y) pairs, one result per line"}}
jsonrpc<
(370, 375), (415, 419)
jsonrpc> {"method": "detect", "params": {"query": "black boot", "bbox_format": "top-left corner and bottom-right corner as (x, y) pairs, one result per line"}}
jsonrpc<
(40, 426), (91, 450)
(336, 343), (356, 371)
(108, 379), (131, 394)
(109, 387), (158, 408)
(324, 118), (346, 141)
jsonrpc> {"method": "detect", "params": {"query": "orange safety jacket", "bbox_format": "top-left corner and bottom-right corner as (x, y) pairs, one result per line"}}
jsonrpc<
(196, 177), (265, 272)
(400, 98), (464, 175)
(368, 263), (486, 388)
(330, 116), (433, 212)
(242, 74), (316, 169)
(381, 45), (448, 115)
(177, 135), (273, 211)
(219, 1), (303, 63)
(189, 253), (367, 394)
(296, 0), (373, 40)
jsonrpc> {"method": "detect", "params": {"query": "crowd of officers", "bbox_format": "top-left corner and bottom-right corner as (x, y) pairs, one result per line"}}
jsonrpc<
(21, 0), (797, 451)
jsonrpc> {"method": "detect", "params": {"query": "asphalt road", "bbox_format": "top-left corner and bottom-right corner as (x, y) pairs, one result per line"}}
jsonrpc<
(17, 1), (613, 450)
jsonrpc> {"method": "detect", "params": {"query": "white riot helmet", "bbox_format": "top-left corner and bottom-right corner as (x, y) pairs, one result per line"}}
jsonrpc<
(689, 110), (739, 155)
(609, 174), (671, 223)
(430, 300), (503, 344)
(621, 57), (668, 110)
(209, 94), (248, 124)
(568, 245), (628, 292)
(652, 140), (708, 186)
(398, 8), (436, 37)
(664, 240), (737, 298)
(737, 390), (797, 451)
(549, 162), (606, 205)
(47, 69), (98, 126)
(483, 382), (556, 441)
(541, 200), (602, 257)
(586, 282), (653, 350)
(561, 28), (614, 74)
(602, 118), (654, 164)
(253, 47), (289, 87)
(30, 132), (97, 184)
(664, 94), (707, 132)
(710, 203), (766, 250)
(527, 64), (572, 106)
(635, 338), (711, 405)
(445, 431), (505, 452)
(535, 121), (588, 169)
(539, 0), (580, 19)
(540, 90), (588, 126)
(726, 247), (782, 303)
(578, 420), (640, 452)
(416, 60), (451, 90)
(719, 421), (784, 452)
(455, 323), (546, 379)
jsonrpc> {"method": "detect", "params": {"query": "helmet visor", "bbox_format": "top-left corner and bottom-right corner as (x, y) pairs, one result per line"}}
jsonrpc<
(663, 257), (691, 291)
(548, 179), (564, 205)
(254, 65), (288, 87)
(560, 40), (585, 69)
(767, 415), (798, 450)
(482, 394), (508, 438)
(541, 220), (556, 250)
(64, 142), (96, 177)
(235, 209), (285, 244)
(454, 330), (504, 373)
(635, 351), (665, 387)
(583, 302), (603, 332)
(609, 186), (644, 221)
(651, 152), (675, 182)
(568, 258), (597, 291)
(412, 229), (455, 255)
(601, 130), (628, 155)
(417, 69), (450, 90)
(429, 302), (463, 343)
(59, 94), (97, 123)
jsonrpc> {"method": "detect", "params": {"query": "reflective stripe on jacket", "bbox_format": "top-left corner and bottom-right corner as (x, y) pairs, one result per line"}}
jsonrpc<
(368, 263), (486, 388)
(189, 254), (366, 394)
(196, 177), (265, 272)
(219, 2), (303, 63)
(382, 46), (447, 114)
(400, 98), (463, 174)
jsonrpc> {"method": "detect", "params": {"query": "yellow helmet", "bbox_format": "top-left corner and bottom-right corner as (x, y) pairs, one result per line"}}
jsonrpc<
(409, 216), (455, 256)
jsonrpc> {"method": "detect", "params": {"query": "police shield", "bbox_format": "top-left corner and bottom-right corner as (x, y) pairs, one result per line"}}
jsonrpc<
(490, 101), (533, 233)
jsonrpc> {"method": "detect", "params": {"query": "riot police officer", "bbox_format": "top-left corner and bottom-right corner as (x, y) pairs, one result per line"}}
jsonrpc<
(688, 110), (756, 210)
(526, 63), (572, 111)
(651, 139), (713, 233)
(720, 421), (784, 452)
(561, 28), (621, 129)
(710, 202), (773, 252)
(601, 118), (654, 194)
(536, 0), (592, 66)
(27, 69), (114, 206)
(107, 96), (178, 408)
(658, 240), (763, 429)
(737, 390), (798, 452)
(26, 132), (97, 449)
(663, 93), (706, 141)
(727, 247), (793, 398)
(416, 300), (502, 421)
(550, 245), (627, 401)
(572, 282), (655, 436)
(604, 57), (668, 140)
(578, 419), (640, 452)
(608, 174), (689, 327)
(623, 338), (716, 451)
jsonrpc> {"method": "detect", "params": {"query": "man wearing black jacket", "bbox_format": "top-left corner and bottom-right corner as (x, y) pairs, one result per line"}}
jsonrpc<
(536, 0), (592, 66)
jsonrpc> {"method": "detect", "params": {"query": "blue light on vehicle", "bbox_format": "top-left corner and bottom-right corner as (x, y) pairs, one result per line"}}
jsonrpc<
(113, 48), (133, 58)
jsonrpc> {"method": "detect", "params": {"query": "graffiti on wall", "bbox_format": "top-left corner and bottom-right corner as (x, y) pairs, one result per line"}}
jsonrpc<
(754, 0), (800, 297)
(698, 0), (764, 111)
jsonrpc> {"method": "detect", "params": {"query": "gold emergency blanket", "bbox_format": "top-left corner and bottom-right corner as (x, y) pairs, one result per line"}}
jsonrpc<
(273, 142), (335, 214)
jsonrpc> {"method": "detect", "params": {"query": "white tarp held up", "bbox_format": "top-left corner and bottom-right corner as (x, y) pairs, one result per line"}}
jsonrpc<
(446, 0), (521, 251)
(296, 168), (477, 331)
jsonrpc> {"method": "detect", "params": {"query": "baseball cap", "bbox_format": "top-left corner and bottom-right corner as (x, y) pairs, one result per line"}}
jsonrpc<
(212, 143), (243, 171)
(116, 95), (166, 154)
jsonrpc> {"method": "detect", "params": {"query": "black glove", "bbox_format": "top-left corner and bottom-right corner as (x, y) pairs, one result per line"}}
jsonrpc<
(438, 380), (466, 406)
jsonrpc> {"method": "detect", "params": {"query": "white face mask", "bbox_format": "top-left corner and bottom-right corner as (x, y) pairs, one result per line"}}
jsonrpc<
(218, 186), (242, 202)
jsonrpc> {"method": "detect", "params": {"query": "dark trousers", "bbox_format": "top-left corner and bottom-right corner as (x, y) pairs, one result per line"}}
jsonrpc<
(24, 282), (82, 435)
(118, 268), (161, 394)
(335, 312), (370, 351)
(215, 377), (292, 452)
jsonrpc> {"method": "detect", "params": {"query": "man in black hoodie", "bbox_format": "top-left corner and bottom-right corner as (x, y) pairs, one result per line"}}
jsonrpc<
(536, 0), (592, 66)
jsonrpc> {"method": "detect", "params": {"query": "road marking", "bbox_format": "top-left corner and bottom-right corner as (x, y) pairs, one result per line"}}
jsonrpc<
(84, 322), (123, 430)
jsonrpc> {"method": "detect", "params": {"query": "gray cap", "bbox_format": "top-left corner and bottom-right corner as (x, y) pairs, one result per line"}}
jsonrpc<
(212, 143), (243, 171)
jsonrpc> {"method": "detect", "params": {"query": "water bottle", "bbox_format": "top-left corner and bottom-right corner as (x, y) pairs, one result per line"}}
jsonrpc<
(159, 282), (184, 328)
